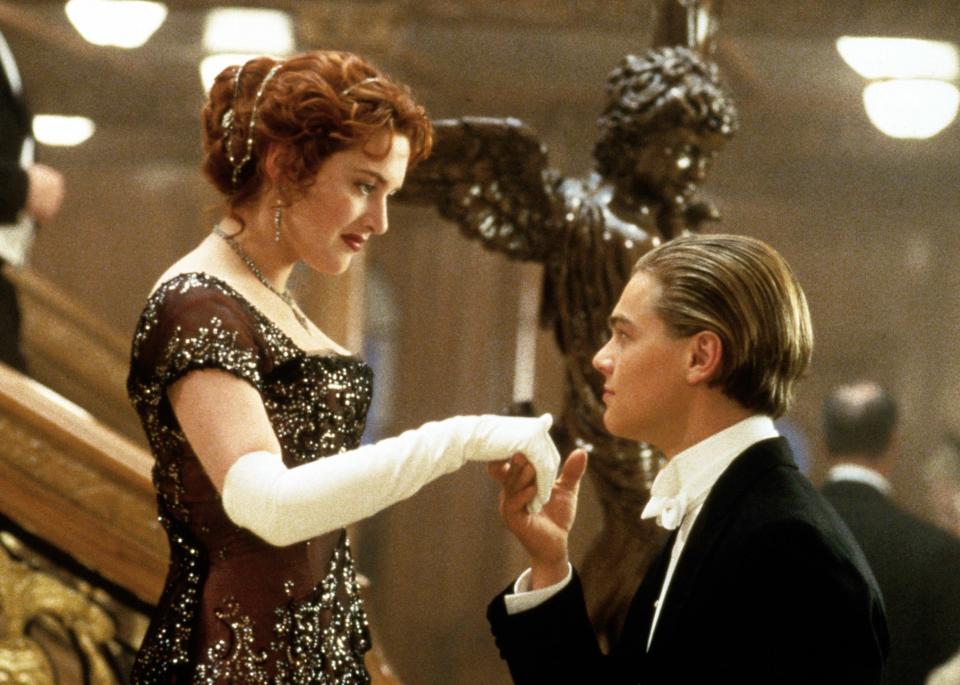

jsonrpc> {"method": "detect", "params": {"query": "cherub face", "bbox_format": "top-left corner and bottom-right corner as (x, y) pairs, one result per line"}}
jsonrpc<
(626, 127), (722, 199)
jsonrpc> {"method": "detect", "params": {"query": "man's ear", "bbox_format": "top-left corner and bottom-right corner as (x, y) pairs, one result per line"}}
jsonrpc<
(686, 330), (723, 385)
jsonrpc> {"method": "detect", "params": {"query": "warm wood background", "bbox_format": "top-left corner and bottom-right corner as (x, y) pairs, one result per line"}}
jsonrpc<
(3, 2), (959, 682)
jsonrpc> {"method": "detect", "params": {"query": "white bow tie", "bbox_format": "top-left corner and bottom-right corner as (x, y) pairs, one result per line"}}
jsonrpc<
(641, 491), (690, 531)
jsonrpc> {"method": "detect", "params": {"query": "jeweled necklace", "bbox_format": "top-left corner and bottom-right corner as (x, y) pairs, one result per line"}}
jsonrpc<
(213, 224), (309, 331)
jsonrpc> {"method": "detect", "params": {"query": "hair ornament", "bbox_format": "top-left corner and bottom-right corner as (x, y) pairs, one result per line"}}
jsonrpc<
(340, 76), (380, 97)
(223, 60), (283, 189)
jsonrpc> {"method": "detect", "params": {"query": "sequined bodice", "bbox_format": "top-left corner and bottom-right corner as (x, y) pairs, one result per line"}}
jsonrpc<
(127, 273), (374, 684)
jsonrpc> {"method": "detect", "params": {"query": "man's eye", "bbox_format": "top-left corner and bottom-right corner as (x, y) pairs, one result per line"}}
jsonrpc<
(358, 182), (375, 195)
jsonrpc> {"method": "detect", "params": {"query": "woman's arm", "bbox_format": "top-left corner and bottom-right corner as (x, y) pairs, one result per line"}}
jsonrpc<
(168, 369), (561, 546)
(167, 367), (279, 490)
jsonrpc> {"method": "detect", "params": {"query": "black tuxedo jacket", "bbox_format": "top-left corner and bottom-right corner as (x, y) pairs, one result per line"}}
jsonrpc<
(489, 438), (889, 684)
(823, 479), (960, 685)
(0, 30), (31, 223)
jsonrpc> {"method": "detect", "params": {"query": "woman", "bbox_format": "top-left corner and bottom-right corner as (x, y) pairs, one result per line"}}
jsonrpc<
(126, 51), (560, 683)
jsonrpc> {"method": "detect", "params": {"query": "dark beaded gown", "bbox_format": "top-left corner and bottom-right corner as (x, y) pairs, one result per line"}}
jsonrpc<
(127, 272), (374, 684)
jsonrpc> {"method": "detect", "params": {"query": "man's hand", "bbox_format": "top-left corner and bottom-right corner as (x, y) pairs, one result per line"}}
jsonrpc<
(488, 448), (588, 589)
(26, 164), (65, 223)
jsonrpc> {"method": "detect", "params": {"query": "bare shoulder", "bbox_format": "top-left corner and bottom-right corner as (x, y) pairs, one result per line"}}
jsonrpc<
(150, 236), (233, 296)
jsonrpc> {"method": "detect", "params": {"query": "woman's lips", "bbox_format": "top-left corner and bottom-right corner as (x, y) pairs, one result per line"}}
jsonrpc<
(341, 234), (365, 252)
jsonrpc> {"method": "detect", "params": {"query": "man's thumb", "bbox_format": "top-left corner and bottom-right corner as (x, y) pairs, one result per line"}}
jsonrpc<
(557, 449), (588, 490)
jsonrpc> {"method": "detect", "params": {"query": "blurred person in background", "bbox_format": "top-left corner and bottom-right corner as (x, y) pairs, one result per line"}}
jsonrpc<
(822, 382), (960, 685)
(0, 26), (65, 373)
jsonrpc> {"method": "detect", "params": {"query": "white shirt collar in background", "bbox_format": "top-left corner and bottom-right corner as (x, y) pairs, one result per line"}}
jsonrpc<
(0, 30), (22, 96)
(826, 463), (892, 495)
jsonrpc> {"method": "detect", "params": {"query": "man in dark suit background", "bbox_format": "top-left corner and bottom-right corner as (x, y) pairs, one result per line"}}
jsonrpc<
(0, 25), (64, 373)
(486, 234), (888, 684)
(821, 382), (960, 685)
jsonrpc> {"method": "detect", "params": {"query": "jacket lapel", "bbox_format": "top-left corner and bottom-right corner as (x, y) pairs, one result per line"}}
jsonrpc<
(620, 529), (676, 656)
(646, 437), (796, 653)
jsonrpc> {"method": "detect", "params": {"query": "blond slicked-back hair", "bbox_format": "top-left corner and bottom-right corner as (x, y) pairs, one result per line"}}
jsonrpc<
(633, 234), (813, 418)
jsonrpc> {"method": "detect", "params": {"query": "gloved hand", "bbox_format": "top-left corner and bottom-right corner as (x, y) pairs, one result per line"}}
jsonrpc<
(222, 413), (561, 546)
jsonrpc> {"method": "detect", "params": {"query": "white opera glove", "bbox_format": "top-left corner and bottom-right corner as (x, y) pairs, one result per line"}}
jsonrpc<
(222, 413), (561, 547)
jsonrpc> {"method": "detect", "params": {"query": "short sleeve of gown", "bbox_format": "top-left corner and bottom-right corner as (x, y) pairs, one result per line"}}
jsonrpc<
(129, 276), (266, 395)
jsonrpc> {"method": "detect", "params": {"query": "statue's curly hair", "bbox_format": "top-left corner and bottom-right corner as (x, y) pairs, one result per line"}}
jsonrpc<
(593, 46), (738, 177)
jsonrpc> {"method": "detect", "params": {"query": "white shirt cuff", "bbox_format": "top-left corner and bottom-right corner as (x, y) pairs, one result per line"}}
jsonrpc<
(503, 564), (573, 615)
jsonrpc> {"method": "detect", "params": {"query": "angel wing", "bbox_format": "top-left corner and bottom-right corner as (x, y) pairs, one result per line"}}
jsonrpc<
(397, 116), (564, 261)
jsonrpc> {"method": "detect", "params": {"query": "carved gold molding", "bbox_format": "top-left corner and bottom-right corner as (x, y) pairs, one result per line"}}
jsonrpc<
(0, 363), (166, 604)
(2, 265), (143, 442)
(0, 534), (131, 684)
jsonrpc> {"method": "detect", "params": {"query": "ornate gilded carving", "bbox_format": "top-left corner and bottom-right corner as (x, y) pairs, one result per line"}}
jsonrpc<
(0, 534), (121, 684)
(0, 409), (166, 606)
(398, 44), (737, 644)
(0, 362), (166, 605)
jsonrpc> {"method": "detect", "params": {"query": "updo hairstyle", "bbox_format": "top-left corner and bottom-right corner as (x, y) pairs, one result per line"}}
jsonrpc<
(201, 50), (432, 210)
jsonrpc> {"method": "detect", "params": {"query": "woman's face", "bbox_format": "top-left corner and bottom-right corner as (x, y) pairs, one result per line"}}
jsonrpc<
(281, 130), (411, 275)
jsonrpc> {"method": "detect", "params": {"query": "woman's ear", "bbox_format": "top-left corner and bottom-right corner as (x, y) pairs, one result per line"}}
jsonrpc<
(263, 144), (283, 188)
(686, 330), (723, 385)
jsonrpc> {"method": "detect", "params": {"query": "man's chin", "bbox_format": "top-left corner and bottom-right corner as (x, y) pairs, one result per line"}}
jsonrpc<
(602, 413), (638, 442)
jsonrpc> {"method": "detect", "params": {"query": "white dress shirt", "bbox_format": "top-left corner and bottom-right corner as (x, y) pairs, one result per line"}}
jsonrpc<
(641, 415), (779, 649)
(0, 28), (35, 267)
(0, 29), (22, 96)
(505, 414), (780, 653)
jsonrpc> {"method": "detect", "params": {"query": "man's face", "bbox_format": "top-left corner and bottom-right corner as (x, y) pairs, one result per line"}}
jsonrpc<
(592, 271), (693, 454)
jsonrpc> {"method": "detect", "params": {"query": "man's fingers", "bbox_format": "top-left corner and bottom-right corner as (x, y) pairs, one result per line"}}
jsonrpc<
(502, 482), (538, 516)
(501, 454), (531, 488)
(487, 460), (510, 482)
(556, 449), (588, 492)
(487, 454), (529, 483)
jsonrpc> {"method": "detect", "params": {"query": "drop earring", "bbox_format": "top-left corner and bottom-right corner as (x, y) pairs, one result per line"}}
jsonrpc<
(274, 204), (282, 242)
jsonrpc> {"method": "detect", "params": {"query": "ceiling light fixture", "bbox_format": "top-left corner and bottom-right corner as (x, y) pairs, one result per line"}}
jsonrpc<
(65, 0), (168, 49)
(199, 9), (295, 91)
(837, 36), (960, 139)
(33, 114), (96, 146)
(862, 79), (960, 139)
(837, 36), (959, 81)
(202, 8), (294, 55)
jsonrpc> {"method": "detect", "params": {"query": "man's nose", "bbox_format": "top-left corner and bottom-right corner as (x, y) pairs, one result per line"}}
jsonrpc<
(593, 342), (612, 374)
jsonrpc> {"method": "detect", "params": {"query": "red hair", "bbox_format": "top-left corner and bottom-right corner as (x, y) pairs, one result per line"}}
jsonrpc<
(201, 50), (432, 211)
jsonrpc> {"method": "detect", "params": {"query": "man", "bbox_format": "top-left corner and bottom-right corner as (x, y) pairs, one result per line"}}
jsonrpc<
(399, 46), (739, 639)
(0, 26), (65, 372)
(487, 234), (888, 684)
(821, 383), (960, 685)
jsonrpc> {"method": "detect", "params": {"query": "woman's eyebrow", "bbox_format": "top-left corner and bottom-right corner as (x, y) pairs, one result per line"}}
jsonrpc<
(352, 168), (388, 185)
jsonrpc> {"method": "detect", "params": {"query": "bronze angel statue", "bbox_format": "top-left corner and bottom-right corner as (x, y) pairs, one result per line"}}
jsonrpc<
(398, 45), (738, 643)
